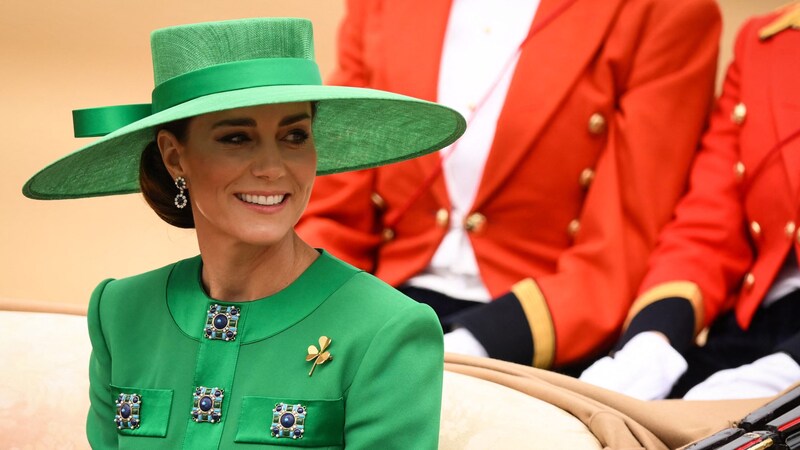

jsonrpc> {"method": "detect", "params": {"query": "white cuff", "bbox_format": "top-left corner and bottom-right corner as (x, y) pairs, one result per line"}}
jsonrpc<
(684, 352), (800, 400)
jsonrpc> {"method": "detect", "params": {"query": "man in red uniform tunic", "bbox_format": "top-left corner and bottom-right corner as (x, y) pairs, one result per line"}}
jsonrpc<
(298, 0), (721, 369)
(581, 4), (800, 398)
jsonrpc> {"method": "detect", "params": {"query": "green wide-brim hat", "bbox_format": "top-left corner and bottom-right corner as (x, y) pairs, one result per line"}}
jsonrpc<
(23, 18), (466, 200)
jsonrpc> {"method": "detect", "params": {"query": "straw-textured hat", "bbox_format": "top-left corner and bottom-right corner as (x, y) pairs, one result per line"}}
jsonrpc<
(23, 18), (466, 200)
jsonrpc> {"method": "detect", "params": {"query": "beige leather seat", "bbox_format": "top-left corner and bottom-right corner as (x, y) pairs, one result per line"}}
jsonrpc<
(0, 300), (90, 449)
(440, 370), (601, 449)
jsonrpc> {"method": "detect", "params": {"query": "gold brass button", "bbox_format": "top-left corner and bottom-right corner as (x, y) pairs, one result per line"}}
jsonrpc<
(435, 208), (449, 228)
(588, 113), (607, 135)
(785, 221), (796, 239)
(734, 161), (746, 181)
(743, 272), (755, 290)
(370, 192), (386, 211)
(731, 102), (747, 125)
(750, 221), (762, 238)
(579, 168), (595, 188)
(567, 219), (581, 238)
(381, 228), (395, 242)
(464, 212), (487, 233)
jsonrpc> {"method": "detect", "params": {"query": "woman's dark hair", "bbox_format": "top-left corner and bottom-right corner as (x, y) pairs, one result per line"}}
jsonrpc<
(139, 118), (194, 228)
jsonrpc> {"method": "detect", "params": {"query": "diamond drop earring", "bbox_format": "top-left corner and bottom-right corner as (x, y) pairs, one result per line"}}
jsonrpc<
(174, 176), (188, 209)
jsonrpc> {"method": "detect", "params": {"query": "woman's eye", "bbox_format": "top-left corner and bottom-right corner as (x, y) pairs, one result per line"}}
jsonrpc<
(284, 129), (310, 145)
(218, 133), (250, 145)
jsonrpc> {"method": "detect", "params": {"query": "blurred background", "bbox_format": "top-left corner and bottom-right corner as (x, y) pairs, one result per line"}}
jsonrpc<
(0, 0), (787, 307)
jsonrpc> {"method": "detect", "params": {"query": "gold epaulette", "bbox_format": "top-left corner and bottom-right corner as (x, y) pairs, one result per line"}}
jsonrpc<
(759, 2), (800, 40)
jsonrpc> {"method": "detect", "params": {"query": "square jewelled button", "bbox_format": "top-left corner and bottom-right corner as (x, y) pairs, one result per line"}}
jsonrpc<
(271, 403), (306, 439)
(204, 304), (239, 341)
(115, 393), (141, 429)
(191, 386), (224, 423)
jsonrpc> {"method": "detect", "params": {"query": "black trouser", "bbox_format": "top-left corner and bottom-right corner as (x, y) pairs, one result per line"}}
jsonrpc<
(670, 290), (800, 398)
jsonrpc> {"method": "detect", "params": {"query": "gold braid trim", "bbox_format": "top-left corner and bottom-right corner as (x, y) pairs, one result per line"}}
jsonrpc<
(759, 2), (800, 40)
(511, 279), (555, 369)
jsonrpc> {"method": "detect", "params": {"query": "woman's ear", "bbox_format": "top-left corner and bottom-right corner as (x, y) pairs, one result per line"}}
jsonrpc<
(157, 130), (185, 180)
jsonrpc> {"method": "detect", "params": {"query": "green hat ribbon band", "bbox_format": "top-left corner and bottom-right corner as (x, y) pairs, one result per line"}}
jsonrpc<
(151, 58), (322, 112)
(72, 104), (152, 137)
(72, 58), (322, 138)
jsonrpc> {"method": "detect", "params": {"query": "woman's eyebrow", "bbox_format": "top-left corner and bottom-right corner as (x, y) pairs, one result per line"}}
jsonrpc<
(212, 118), (256, 129)
(211, 113), (311, 129)
(279, 113), (312, 126)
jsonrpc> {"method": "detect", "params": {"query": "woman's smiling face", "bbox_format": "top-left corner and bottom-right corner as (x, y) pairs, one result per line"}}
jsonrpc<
(159, 102), (317, 248)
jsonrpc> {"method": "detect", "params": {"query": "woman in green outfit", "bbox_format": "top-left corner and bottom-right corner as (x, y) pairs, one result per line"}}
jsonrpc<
(23, 18), (465, 449)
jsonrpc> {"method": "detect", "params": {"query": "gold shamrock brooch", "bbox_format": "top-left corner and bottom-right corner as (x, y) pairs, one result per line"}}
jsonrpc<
(306, 336), (333, 376)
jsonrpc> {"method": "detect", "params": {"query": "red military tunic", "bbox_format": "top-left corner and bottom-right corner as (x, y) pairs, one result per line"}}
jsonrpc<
(299, 0), (721, 367)
(626, 8), (800, 339)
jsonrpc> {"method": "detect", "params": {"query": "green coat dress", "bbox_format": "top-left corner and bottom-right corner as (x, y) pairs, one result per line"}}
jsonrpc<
(86, 250), (444, 449)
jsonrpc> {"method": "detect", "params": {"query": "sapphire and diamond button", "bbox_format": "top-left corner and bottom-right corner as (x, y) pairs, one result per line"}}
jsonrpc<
(199, 396), (213, 412)
(214, 314), (227, 329)
(280, 412), (295, 428)
(271, 403), (306, 439)
(115, 393), (141, 430)
(204, 304), (239, 341)
(192, 386), (224, 423)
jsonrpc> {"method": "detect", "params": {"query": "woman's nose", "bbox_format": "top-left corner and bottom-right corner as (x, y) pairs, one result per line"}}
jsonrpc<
(250, 142), (286, 180)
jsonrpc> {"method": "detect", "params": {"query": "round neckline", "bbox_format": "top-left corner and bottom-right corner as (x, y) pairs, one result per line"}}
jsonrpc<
(165, 250), (360, 342)
(192, 250), (322, 305)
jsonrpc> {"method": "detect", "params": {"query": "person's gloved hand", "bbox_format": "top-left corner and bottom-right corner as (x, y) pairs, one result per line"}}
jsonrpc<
(579, 331), (688, 400)
(684, 352), (800, 400)
(443, 327), (489, 358)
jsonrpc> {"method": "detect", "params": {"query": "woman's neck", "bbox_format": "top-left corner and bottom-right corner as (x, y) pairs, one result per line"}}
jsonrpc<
(197, 232), (319, 302)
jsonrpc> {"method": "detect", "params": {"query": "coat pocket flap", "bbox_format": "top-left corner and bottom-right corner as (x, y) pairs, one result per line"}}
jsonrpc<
(236, 396), (344, 447)
(110, 385), (173, 437)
